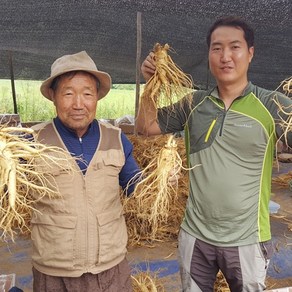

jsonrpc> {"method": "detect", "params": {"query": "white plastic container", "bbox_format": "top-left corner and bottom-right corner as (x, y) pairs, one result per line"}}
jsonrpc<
(266, 288), (292, 292)
(0, 274), (15, 292)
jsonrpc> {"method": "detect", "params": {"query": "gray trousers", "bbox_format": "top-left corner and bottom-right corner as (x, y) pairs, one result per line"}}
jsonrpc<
(178, 229), (273, 292)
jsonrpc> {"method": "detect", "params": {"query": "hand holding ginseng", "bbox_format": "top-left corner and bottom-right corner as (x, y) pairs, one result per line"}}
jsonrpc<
(137, 43), (194, 135)
(168, 165), (181, 187)
(140, 43), (194, 108)
(123, 135), (182, 240)
(141, 51), (156, 82)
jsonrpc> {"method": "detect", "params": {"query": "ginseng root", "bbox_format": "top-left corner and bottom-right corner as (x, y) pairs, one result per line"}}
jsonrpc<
(273, 77), (292, 150)
(141, 43), (194, 108)
(0, 126), (74, 241)
(124, 135), (199, 241)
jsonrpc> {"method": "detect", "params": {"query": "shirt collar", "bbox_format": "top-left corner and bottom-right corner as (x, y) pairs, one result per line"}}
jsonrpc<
(53, 116), (96, 138)
(209, 81), (254, 99)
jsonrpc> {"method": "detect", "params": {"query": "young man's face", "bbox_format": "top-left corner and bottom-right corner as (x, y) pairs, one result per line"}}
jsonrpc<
(208, 25), (254, 87)
(50, 72), (99, 137)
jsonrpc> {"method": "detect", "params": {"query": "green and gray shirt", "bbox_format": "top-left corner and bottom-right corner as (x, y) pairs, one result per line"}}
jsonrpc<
(158, 82), (292, 246)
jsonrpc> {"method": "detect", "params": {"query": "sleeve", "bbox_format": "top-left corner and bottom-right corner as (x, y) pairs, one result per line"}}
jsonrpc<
(119, 132), (141, 196)
(264, 91), (292, 147)
(157, 92), (195, 134)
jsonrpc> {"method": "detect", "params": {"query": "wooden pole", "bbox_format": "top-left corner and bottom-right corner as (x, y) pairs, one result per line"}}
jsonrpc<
(8, 51), (18, 114)
(134, 11), (142, 135)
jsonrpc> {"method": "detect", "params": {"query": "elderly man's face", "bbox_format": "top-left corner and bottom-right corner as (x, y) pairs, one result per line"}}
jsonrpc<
(50, 72), (99, 137)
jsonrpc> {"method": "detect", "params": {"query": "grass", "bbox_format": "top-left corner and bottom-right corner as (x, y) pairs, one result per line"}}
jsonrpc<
(0, 80), (137, 122)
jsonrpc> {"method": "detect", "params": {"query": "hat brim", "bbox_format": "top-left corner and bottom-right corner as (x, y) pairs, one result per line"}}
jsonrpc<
(40, 69), (112, 101)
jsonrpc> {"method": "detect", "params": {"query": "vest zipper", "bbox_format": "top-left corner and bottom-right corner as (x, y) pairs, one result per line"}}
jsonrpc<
(79, 137), (85, 170)
(79, 136), (89, 267)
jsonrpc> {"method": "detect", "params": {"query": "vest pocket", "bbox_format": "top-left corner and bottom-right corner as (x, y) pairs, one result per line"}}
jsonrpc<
(93, 150), (124, 171)
(31, 212), (77, 269)
(96, 207), (127, 265)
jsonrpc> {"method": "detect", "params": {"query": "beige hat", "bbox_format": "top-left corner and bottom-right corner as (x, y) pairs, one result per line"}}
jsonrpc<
(40, 51), (112, 100)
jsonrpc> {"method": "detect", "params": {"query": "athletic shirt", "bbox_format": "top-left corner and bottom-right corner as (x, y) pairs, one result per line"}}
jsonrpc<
(158, 82), (292, 246)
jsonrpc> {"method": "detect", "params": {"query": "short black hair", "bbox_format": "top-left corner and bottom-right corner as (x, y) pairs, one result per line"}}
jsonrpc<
(206, 16), (254, 49)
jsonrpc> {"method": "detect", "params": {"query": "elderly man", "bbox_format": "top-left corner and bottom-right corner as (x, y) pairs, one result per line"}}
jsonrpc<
(30, 51), (139, 292)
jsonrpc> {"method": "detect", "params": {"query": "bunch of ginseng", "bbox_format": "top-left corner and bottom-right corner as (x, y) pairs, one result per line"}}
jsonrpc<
(141, 42), (194, 108)
(0, 126), (74, 241)
(274, 77), (292, 149)
(124, 135), (199, 243)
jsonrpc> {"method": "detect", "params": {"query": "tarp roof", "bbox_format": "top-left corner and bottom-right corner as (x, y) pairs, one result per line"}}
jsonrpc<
(0, 0), (291, 90)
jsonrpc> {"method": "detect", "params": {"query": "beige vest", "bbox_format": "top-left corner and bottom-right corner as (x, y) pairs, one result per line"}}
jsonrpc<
(31, 121), (127, 277)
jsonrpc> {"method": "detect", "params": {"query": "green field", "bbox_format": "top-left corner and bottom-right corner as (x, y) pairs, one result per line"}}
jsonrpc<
(0, 80), (137, 122)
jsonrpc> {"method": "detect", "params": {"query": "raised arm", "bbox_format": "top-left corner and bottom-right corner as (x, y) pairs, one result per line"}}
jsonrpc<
(135, 52), (162, 136)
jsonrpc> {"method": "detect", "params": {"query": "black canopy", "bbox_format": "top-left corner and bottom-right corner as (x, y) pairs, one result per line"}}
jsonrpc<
(0, 0), (291, 90)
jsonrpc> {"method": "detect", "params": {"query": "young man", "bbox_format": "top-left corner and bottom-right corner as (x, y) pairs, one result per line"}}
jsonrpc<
(31, 51), (140, 292)
(137, 17), (292, 291)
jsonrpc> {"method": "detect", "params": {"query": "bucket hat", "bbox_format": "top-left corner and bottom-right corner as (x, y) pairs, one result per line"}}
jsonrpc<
(40, 51), (112, 100)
